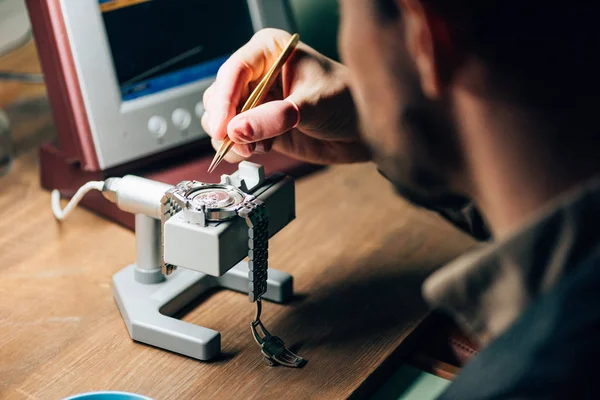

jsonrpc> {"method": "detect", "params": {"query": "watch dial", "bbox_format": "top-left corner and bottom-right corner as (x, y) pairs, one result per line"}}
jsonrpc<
(191, 188), (237, 209)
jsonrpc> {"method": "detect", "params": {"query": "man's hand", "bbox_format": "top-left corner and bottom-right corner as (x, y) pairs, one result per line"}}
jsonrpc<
(201, 29), (370, 165)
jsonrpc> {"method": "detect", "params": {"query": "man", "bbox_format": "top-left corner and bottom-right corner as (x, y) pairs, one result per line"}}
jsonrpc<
(202, 0), (600, 398)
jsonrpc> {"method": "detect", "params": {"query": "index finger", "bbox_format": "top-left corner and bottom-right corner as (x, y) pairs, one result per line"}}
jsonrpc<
(209, 29), (293, 140)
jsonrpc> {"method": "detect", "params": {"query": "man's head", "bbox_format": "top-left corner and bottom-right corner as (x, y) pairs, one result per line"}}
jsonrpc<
(338, 0), (600, 205)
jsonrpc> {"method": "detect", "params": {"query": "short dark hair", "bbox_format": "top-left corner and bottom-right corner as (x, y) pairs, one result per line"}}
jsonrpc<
(374, 1), (600, 117)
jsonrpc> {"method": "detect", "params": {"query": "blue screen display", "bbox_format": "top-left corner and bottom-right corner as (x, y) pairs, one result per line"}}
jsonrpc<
(99, 0), (255, 101)
(119, 55), (230, 101)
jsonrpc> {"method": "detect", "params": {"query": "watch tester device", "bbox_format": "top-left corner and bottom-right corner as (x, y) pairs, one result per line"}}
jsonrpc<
(28, 0), (318, 229)
(108, 162), (302, 363)
(52, 159), (305, 364)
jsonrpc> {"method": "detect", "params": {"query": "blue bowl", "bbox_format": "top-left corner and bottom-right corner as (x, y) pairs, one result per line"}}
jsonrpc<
(63, 392), (153, 400)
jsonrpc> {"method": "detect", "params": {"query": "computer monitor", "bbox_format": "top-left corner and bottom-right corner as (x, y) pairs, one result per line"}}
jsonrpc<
(27, 0), (294, 171)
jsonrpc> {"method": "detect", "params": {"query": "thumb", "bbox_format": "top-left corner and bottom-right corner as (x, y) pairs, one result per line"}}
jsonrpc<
(227, 99), (300, 144)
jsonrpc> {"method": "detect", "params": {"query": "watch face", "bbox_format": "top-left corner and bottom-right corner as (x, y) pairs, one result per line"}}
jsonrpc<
(190, 187), (244, 210)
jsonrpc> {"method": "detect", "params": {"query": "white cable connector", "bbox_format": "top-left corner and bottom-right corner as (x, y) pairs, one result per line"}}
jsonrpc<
(51, 181), (105, 221)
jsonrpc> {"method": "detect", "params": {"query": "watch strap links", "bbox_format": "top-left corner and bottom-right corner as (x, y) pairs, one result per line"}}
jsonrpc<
(160, 185), (187, 275)
(239, 199), (269, 302)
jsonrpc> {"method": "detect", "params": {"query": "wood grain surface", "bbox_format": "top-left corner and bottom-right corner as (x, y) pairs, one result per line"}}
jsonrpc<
(0, 42), (474, 400)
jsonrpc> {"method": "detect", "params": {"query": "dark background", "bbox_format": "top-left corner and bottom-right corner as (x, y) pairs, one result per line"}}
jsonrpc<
(101, 0), (255, 86)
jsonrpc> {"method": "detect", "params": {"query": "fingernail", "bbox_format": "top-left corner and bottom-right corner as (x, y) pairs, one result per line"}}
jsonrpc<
(242, 143), (256, 157)
(233, 144), (253, 158)
(254, 142), (266, 154)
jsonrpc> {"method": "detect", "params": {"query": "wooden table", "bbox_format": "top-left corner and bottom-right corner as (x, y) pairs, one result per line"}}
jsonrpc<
(0, 41), (473, 400)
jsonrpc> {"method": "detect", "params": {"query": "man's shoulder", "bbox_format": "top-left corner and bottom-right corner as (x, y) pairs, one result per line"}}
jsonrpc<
(438, 243), (600, 399)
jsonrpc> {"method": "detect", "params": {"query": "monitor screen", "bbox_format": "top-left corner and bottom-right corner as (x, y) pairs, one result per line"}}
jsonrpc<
(99, 0), (255, 101)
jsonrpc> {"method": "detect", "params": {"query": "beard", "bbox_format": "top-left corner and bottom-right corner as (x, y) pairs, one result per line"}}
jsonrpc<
(365, 101), (470, 211)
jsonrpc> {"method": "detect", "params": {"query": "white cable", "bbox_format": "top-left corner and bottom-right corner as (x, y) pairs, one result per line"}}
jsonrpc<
(51, 181), (105, 221)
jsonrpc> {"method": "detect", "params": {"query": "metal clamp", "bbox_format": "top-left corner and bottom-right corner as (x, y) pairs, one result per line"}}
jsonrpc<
(251, 301), (306, 368)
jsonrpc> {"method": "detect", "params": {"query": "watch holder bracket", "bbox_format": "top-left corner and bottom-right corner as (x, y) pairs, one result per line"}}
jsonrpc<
(112, 163), (297, 361)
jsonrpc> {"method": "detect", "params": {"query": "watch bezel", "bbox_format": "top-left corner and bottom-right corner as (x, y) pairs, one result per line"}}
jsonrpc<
(182, 183), (254, 222)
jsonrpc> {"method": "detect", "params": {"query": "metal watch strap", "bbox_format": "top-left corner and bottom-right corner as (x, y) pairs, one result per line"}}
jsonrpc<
(160, 181), (193, 275)
(241, 200), (307, 367)
(238, 199), (269, 302)
(160, 181), (305, 367)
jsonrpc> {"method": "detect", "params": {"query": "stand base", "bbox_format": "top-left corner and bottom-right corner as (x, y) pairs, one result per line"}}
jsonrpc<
(113, 261), (294, 361)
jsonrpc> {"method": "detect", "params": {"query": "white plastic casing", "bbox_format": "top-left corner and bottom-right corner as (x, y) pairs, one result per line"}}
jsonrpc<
(163, 174), (295, 276)
(105, 175), (172, 219)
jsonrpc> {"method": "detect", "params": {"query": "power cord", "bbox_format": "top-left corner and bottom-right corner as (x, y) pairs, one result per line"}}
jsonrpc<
(51, 181), (106, 221)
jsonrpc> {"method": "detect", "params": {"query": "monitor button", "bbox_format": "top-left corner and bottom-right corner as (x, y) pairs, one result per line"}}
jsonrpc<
(195, 102), (205, 119)
(148, 116), (167, 138)
(172, 108), (192, 130)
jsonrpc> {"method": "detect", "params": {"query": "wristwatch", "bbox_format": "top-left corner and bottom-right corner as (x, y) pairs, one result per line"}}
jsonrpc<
(160, 178), (306, 368)
(160, 180), (269, 302)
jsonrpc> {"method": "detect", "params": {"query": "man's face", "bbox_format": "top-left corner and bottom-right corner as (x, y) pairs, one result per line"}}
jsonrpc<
(338, 0), (463, 202)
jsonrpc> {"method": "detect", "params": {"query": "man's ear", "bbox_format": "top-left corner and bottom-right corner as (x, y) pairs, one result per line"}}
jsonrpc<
(398, 0), (454, 99)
